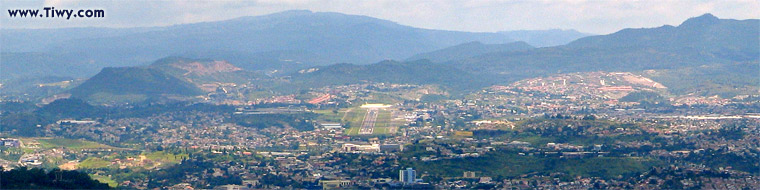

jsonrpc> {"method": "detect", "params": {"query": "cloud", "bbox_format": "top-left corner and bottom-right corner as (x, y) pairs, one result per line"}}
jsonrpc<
(2, 0), (758, 34)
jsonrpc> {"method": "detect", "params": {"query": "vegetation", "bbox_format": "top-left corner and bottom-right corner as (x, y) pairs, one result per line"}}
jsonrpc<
(406, 149), (661, 180)
(619, 91), (669, 105)
(79, 157), (112, 169)
(472, 117), (655, 146)
(448, 14), (758, 95)
(143, 151), (189, 164)
(89, 174), (118, 188)
(406, 41), (534, 63)
(0, 167), (111, 189)
(289, 60), (491, 93)
(36, 138), (112, 149)
(229, 113), (317, 131)
(70, 67), (203, 101)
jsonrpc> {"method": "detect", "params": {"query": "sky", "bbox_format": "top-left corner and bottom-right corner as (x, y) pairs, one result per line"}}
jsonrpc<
(1, 0), (758, 34)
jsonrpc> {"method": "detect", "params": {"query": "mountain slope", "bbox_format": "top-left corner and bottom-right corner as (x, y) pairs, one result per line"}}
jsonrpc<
(406, 41), (534, 63)
(2, 10), (513, 79)
(288, 60), (489, 91)
(566, 14), (758, 61)
(499, 29), (592, 47)
(69, 67), (204, 101)
(451, 14), (759, 97)
(67, 56), (270, 103)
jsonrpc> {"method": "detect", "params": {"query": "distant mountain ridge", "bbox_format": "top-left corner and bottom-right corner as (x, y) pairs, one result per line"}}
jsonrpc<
(499, 29), (592, 47)
(451, 13), (759, 96)
(289, 60), (488, 91)
(1, 10), (516, 79)
(406, 41), (534, 63)
(19, 13), (760, 102)
(566, 14), (758, 61)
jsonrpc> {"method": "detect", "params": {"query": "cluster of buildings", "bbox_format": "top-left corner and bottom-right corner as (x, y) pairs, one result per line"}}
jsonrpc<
(1, 78), (759, 189)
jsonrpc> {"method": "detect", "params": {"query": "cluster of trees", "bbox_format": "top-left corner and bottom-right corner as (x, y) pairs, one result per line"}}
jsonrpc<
(619, 91), (669, 106)
(0, 167), (110, 189)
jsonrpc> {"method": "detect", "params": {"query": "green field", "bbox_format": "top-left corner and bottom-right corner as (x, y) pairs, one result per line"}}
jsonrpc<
(143, 151), (188, 164)
(79, 157), (112, 169)
(314, 109), (343, 122)
(90, 174), (118, 188)
(363, 93), (398, 104)
(35, 138), (113, 149)
(372, 109), (392, 135)
(373, 126), (389, 135)
(342, 108), (366, 135)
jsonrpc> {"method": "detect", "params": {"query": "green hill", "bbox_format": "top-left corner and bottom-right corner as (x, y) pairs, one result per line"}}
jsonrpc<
(288, 60), (488, 92)
(70, 67), (203, 102)
(451, 14), (759, 96)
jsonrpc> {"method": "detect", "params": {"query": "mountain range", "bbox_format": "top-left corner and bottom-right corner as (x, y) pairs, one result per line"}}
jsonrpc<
(0, 10), (498, 79)
(406, 41), (535, 63)
(4, 12), (758, 102)
(286, 13), (758, 97)
(499, 29), (591, 47)
(1, 10), (592, 80)
(445, 14), (758, 96)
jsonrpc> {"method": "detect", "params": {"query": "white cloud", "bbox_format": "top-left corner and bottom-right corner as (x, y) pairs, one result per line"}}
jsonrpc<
(2, 0), (758, 34)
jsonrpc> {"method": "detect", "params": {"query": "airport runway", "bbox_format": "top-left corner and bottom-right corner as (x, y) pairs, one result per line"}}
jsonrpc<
(359, 109), (378, 134)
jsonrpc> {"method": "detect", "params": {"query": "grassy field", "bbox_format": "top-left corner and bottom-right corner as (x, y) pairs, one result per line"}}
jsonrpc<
(34, 138), (113, 149)
(314, 109), (343, 122)
(372, 109), (392, 135)
(375, 110), (391, 128)
(345, 127), (359, 135)
(143, 151), (188, 164)
(363, 93), (399, 104)
(342, 108), (366, 135)
(79, 157), (111, 169)
(373, 127), (389, 135)
(90, 174), (118, 188)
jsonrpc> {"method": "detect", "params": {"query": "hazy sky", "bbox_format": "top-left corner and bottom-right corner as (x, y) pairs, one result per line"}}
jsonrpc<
(2, 0), (758, 34)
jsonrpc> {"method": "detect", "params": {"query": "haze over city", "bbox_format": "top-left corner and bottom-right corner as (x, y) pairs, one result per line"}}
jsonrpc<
(1, 0), (758, 34)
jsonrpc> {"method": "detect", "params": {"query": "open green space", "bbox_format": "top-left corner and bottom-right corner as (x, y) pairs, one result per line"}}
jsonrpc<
(143, 151), (188, 164)
(342, 108), (366, 135)
(90, 174), (119, 188)
(35, 138), (114, 149)
(363, 93), (398, 104)
(372, 109), (393, 135)
(313, 109), (343, 122)
(79, 157), (111, 169)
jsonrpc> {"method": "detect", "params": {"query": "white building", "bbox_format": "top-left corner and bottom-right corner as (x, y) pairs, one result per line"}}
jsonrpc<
(400, 168), (416, 184)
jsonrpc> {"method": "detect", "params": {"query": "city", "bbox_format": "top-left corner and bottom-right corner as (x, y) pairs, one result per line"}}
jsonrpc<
(1, 1), (758, 189)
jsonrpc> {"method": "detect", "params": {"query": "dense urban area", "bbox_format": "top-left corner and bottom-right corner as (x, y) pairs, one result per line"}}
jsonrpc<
(2, 76), (759, 189)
